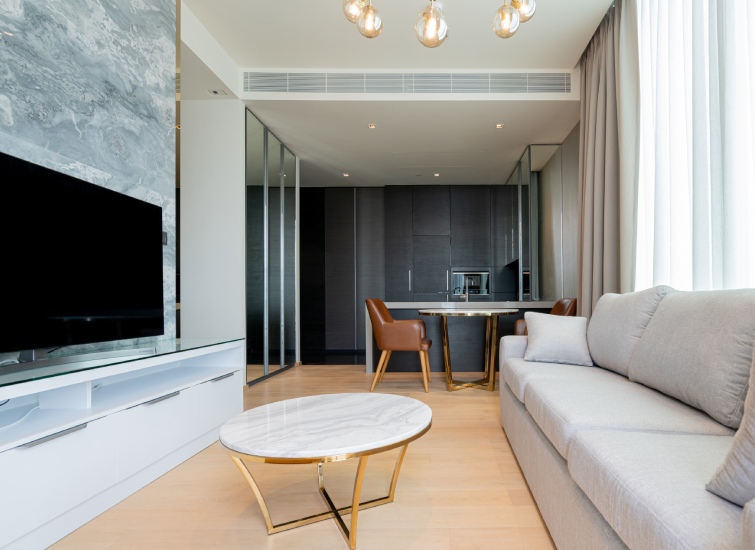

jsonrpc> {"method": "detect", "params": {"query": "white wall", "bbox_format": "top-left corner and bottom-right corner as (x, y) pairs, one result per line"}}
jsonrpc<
(180, 99), (246, 340)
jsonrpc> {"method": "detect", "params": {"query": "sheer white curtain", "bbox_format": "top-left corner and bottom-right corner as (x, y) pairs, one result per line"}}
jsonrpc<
(634, 0), (755, 291)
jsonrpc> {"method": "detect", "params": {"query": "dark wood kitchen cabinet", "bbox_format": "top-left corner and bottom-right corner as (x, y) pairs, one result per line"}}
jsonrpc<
(384, 186), (413, 301)
(412, 186), (450, 236)
(450, 186), (491, 267)
(412, 235), (450, 298)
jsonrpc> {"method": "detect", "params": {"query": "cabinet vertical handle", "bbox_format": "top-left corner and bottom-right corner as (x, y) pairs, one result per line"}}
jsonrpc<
(409, 270), (412, 292)
(446, 270), (449, 291)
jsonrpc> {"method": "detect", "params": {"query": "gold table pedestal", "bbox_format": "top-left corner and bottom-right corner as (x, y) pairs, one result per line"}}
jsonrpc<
(420, 308), (519, 392)
(223, 421), (430, 549)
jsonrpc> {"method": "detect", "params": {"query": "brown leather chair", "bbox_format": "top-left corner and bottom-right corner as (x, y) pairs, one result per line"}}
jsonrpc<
(514, 298), (577, 335)
(366, 298), (432, 392)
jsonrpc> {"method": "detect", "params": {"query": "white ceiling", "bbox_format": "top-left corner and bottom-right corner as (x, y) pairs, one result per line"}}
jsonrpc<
(181, 0), (612, 186)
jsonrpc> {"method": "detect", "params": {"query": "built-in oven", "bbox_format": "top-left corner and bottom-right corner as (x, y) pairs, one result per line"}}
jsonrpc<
(452, 271), (489, 299)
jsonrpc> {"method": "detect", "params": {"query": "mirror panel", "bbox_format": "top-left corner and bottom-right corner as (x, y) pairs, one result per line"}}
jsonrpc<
(267, 133), (283, 372)
(283, 148), (297, 367)
(245, 111), (265, 382)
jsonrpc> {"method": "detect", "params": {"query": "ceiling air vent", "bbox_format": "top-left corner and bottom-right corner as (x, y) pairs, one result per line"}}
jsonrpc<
(242, 71), (572, 94)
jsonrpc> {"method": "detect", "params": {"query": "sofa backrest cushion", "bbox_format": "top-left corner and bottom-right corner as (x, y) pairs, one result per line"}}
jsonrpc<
(586, 285), (675, 376)
(706, 343), (755, 506)
(629, 289), (755, 429)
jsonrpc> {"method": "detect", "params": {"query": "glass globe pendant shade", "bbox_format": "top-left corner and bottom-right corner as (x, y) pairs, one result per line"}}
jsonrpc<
(357, 3), (383, 38)
(492, 4), (520, 38)
(415, 1), (448, 48)
(511, 0), (536, 22)
(343, 0), (367, 24)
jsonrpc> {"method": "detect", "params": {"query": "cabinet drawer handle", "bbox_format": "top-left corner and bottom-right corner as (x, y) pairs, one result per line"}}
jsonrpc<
(143, 391), (180, 406)
(209, 372), (234, 383)
(21, 423), (88, 449)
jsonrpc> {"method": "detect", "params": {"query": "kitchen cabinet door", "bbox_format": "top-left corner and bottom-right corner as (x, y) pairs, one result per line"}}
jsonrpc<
(412, 186), (450, 236)
(413, 235), (451, 293)
(451, 186), (491, 267)
(384, 186), (414, 301)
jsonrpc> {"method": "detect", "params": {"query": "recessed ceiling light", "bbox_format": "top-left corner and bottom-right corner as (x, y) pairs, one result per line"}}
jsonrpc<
(495, 123), (504, 129)
(368, 124), (376, 129)
(434, 173), (440, 177)
(343, 173), (350, 177)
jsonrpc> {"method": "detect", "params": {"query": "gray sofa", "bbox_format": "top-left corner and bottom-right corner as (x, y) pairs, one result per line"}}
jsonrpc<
(498, 286), (755, 550)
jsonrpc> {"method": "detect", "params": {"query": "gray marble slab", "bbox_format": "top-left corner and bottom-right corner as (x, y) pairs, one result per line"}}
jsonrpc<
(0, 0), (177, 352)
(220, 393), (432, 459)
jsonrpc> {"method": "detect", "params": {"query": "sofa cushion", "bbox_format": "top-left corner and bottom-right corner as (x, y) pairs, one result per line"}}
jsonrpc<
(523, 375), (733, 459)
(745, 500), (755, 549)
(503, 357), (613, 403)
(586, 285), (674, 376)
(707, 344), (755, 505)
(569, 431), (742, 550)
(629, 289), (755, 428)
(523, 313), (593, 366)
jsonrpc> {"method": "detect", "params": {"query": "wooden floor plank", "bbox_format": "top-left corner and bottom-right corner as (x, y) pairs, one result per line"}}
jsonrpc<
(52, 365), (554, 550)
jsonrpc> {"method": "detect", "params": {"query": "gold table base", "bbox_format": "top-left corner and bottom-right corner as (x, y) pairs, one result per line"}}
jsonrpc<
(440, 315), (500, 391)
(226, 442), (414, 549)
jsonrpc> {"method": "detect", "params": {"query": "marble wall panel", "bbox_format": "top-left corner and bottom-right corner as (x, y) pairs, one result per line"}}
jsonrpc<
(0, 0), (176, 355)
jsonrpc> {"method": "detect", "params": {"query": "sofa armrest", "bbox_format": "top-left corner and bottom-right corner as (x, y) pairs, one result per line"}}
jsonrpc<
(745, 499), (755, 549)
(500, 335), (528, 372)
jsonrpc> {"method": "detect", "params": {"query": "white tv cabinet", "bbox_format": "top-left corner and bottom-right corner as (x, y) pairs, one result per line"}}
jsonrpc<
(0, 338), (245, 549)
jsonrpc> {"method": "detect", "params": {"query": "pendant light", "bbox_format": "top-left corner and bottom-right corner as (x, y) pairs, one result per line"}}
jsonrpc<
(492, 1), (520, 39)
(511, 0), (537, 22)
(344, 0), (535, 44)
(415, 0), (448, 48)
(343, 0), (367, 24)
(357, 0), (383, 38)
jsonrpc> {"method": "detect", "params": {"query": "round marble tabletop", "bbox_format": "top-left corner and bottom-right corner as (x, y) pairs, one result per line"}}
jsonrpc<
(418, 308), (519, 317)
(220, 393), (432, 461)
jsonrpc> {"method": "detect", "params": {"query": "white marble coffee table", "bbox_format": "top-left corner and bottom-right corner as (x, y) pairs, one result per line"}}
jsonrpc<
(220, 393), (432, 549)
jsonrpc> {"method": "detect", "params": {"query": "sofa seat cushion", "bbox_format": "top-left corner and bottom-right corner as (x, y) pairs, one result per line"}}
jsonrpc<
(569, 431), (743, 550)
(745, 500), (755, 549)
(523, 376), (733, 459)
(503, 357), (615, 403)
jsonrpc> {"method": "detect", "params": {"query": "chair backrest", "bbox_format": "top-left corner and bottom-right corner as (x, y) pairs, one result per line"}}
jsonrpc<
(551, 298), (577, 317)
(365, 298), (393, 350)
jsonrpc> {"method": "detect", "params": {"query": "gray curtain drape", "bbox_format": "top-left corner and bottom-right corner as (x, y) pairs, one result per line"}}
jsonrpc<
(578, 0), (639, 318)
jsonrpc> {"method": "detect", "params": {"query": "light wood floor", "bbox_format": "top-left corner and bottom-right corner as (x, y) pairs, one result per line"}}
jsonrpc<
(53, 366), (555, 550)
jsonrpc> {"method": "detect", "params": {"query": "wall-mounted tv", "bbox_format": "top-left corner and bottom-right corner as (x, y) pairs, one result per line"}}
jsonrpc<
(0, 151), (164, 354)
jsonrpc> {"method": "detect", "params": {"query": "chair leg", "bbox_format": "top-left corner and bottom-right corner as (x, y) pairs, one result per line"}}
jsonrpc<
(378, 350), (392, 382)
(370, 350), (389, 392)
(419, 352), (429, 393)
(424, 351), (431, 382)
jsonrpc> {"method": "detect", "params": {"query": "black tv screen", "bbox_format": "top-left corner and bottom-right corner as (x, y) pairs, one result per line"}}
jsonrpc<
(0, 151), (165, 354)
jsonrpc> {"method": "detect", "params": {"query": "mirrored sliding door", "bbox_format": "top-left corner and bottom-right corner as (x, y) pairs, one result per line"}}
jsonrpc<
(245, 110), (299, 381)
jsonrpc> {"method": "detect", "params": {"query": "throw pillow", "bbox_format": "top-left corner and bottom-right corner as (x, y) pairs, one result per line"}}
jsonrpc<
(523, 312), (593, 367)
(707, 343), (755, 506)
(587, 285), (675, 376)
(628, 289), (755, 429)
